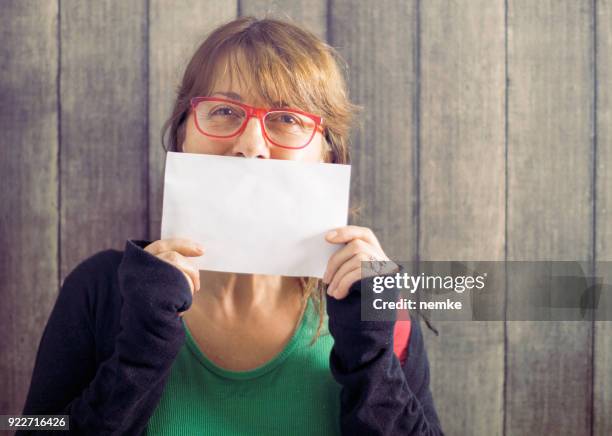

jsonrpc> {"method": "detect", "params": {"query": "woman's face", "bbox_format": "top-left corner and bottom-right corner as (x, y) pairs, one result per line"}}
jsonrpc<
(181, 70), (327, 162)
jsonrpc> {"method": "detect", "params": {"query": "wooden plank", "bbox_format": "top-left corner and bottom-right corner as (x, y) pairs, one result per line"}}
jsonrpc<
(60, 0), (148, 277)
(328, 0), (416, 263)
(595, 0), (612, 434)
(419, 1), (506, 434)
(148, 1), (237, 240)
(239, 0), (327, 40)
(506, 1), (594, 434)
(0, 1), (59, 414)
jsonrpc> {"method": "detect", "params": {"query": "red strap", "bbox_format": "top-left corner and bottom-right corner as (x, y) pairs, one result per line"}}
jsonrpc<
(393, 314), (411, 366)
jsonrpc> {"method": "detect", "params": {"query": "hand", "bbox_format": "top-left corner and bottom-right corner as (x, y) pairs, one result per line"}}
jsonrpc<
(323, 225), (394, 300)
(144, 238), (204, 297)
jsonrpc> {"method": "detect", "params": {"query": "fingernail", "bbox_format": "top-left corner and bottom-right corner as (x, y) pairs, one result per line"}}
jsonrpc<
(196, 245), (205, 253)
(327, 231), (337, 240)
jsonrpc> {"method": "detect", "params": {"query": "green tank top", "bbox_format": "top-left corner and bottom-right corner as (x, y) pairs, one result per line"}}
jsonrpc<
(146, 298), (342, 435)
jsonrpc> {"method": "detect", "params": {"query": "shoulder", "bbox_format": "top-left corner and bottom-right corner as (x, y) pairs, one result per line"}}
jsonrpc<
(51, 241), (157, 350)
(63, 238), (155, 299)
(61, 239), (153, 299)
(56, 241), (154, 327)
(48, 248), (123, 335)
(60, 248), (124, 302)
(63, 248), (123, 286)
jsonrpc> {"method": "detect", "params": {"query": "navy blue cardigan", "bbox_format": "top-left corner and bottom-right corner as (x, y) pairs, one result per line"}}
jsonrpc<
(19, 239), (443, 435)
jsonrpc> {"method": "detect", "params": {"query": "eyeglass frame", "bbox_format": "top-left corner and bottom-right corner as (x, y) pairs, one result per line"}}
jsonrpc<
(190, 96), (324, 150)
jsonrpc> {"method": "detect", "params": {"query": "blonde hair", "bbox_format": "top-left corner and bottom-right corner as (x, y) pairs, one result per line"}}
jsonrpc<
(162, 16), (359, 342)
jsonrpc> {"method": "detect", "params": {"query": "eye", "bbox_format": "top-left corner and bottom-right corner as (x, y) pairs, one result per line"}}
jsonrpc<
(279, 113), (301, 125)
(209, 105), (238, 118)
(268, 112), (305, 128)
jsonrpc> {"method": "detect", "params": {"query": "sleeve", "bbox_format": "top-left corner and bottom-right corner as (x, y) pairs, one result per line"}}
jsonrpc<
(401, 312), (442, 432)
(18, 239), (193, 435)
(325, 275), (444, 436)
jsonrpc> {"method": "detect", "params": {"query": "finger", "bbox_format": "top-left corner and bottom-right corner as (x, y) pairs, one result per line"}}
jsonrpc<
(325, 225), (380, 247)
(323, 239), (375, 284)
(145, 238), (205, 257)
(328, 251), (367, 296)
(173, 255), (201, 293)
(330, 267), (362, 300)
(158, 251), (200, 293)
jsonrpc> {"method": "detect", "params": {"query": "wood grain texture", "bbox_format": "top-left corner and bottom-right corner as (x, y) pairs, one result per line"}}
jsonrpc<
(0, 0), (59, 415)
(60, 0), (148, 277)
(328, 0), (417, 263)
(506, 1), (594, 434)
(240, 0), (327, 40)
(419, 1), (506, 434)
(595, 0), (612, 434)
(148, 0), (237, 240)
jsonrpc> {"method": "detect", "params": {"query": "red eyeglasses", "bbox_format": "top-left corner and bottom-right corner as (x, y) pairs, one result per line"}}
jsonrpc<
(190, 97), (324, 150)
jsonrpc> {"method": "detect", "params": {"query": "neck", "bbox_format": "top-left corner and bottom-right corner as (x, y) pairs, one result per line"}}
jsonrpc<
(190, 271), (304, 319)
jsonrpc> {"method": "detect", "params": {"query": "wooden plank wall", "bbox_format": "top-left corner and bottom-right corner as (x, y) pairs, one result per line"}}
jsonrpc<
(1, 1), (610, 435)
(595, 1), (611, 435)
(327, 0), (417, 264)
(60, 0), (149, 278)
(506, 3), (594, 435)
(0, 0), (59, 416)
(419, 1), (506, 435)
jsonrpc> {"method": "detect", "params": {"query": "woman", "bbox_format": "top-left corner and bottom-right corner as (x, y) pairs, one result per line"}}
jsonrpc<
(20, 17), (443, 435)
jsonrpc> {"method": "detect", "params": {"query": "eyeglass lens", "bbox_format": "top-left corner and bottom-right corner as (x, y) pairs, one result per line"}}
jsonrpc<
(195, 100), (316, 148)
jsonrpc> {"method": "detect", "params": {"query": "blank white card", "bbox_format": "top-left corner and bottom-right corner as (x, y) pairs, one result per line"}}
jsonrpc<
(160, 152), (351, 278)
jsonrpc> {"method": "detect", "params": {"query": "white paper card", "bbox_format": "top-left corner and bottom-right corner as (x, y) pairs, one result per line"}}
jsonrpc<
(160, 152), (351, 278)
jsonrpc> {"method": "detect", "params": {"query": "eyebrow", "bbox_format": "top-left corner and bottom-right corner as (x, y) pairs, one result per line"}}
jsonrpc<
(211, 91), (243, 101)
(210, 91), (292, 108)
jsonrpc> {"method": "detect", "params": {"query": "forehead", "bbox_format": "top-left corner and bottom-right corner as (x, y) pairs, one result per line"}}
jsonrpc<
(208, 74), (263, 106)
(204, 47), (309, 109)
(206, 51), (270, 106)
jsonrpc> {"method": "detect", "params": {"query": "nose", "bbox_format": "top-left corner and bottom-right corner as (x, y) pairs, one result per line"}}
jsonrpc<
(230, 116), (270, 159)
